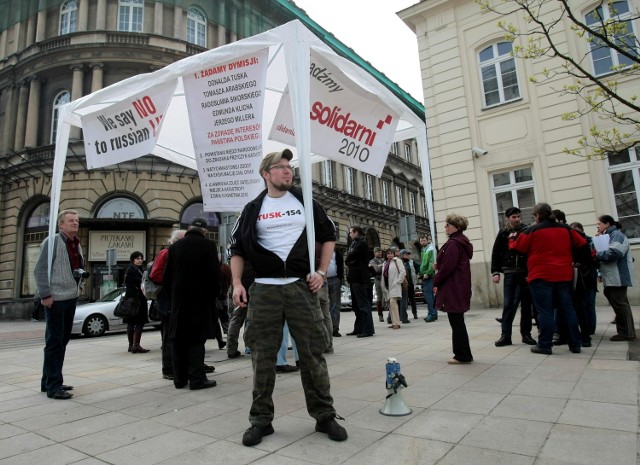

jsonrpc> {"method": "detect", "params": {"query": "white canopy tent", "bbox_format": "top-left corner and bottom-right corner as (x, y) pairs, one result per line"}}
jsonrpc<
(48, 20), (432, 277)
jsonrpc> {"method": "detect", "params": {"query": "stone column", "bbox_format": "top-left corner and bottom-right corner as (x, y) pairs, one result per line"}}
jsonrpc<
(90, 63), (104, 92)
(14, 81), (29, 150)
(24, 77), (42, 147)
(78, 0), (89, 32)
(70, 65), (84, 140)
(154, 2), (163, 35)
(35, 9), (47, 42)
(25, 14), (36, 48)
(174, 6), (183, 39)
(1, 85), (17, 152)
(96, 0), (107, 30)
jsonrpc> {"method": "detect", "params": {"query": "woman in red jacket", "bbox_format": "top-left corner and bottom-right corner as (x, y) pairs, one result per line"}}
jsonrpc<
(434, 213), (474, 364)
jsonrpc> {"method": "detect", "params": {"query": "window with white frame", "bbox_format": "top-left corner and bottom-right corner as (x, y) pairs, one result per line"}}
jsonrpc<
(187, 7), (207, 47)
(364, 174), (374, 200)
(322, 160), (334, 188)
(479, 41), (520, 107)
(606, 145), (640, 239)
(585, 1), (639, 76)
(59, 0), (78, 35)
(118, 0), (144, 32)
(403, 143), (411, 162)
(409, 192), (416, 214)
(382, 181), (390, 205)
(389, 142), (397, 155)
(396, 186), (404, 210)
(51, 91), (71, 143)
(344, 166), (355, 195)
(492, 167), (535, 228)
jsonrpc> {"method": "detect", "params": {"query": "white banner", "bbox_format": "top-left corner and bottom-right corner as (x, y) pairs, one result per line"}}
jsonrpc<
(183, 49), (269, 212)
(82, 80), (177, 169)
(269, 50), (399, 177)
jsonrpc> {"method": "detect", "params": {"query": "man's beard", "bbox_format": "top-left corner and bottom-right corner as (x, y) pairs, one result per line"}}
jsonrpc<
(271, 179), (292, 192)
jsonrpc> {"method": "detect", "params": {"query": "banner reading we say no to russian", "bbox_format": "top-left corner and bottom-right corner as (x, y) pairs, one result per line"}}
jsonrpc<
(82, 80), (177, 169)
(183, 48), (269, 212)
(269, 50), (399, 177)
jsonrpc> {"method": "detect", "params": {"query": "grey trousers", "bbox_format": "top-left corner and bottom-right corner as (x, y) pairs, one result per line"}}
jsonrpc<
(603, 286), (636, 339)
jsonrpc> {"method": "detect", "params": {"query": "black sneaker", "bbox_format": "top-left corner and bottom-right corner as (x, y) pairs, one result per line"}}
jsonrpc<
(315, 415), (347, 441)
(242, 424), (274, 446)
(522, 335), (537, 345)
(228, 350), (242, 359)
(495, 336), (512, 347)
(530, 345), (552, 355)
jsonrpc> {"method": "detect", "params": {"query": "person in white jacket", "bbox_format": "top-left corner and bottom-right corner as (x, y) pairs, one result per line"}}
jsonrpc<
(381, 248), (406, 329)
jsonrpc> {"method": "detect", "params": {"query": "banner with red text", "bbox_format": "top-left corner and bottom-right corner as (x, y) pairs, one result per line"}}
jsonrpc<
(182, 49), (269, 212)
(269, 49), (399, 177)
(82, 80), (177, 169)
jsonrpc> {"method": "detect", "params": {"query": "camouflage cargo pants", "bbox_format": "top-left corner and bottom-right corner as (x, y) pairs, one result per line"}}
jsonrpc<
(245, 280), (334, 426)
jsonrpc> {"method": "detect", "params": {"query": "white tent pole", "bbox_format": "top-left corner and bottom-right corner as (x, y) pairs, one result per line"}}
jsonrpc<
(416, 131), (436, 247)
(282, 25), (315, 274)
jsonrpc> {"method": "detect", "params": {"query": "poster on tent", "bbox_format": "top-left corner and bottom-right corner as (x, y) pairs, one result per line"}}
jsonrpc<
(269, 50), (399, 177)
(81, 80), (177, 169)
(182, 48), (269, 212)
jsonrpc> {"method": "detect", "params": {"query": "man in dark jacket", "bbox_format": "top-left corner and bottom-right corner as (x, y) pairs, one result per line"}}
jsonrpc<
(163, 218), (220, 390)
(229, 148), (347, 447)
(345, 226), (375, 337)
(491, 207), (537, 347)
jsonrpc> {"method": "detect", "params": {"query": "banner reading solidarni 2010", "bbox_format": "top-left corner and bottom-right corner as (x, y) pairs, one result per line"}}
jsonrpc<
(82, 80), (177, 169)
(183, 48), (269, 213)
(269, 50), (399, 177)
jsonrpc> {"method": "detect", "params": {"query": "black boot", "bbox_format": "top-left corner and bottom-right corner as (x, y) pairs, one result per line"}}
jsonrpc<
(131, 330), (150, 353)
(127, 328), (134, 352)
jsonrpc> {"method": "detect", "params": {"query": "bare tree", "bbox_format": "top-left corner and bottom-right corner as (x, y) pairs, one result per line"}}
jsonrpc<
(477, 0), (640, 159)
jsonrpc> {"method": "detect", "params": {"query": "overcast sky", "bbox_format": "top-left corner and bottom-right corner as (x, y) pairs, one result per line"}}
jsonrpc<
(292, 0), (424, 102)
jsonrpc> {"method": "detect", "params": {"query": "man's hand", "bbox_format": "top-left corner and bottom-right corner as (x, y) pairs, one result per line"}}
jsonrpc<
(41, 296), (54, 309)
(232, 285), (248, 308)
(492, 274), (501, 284)
(306, 272), (325, 294)
(433, 286), (438, 296)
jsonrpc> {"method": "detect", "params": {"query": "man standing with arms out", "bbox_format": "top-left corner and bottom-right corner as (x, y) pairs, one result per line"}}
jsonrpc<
(491, 207), (537, 347)
(369, 247), (385, 322)
(34, 210), (84, 400)
(345, 226), (375, 338)
(419, 235), (437, 322)
(230, 148), (347, 447)
(163, 219), (220, 390)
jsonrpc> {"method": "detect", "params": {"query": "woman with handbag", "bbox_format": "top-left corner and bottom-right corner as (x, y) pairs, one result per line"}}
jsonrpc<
(124, 251), (150, 353)
(381, 248), (406, 329)
(434, 213), (474, 364)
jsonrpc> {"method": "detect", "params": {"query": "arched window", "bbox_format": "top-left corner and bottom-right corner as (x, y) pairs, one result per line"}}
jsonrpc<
(51, 91), (70, 144)
(187, 7), (207, 47)
(180, 202), (220, 230)
(59, 0), (78, 35)
(118, 0), (144, 32)
(22, 202), (50, 296)
(478, 41), (520, 107)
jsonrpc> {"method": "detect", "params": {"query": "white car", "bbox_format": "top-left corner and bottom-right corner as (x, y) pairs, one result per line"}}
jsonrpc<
(72, 287), (159, 337)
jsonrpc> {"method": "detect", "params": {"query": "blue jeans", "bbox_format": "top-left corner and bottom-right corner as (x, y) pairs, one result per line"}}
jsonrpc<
(351, 282), (374, 335)
(422, 277), (436, 317)
(528, 280), (580, 350)
(500, 272), (533, 337)
(41, 298), (77, 394)
(327, 277), (341, 333)
(399, 288), (409, 321)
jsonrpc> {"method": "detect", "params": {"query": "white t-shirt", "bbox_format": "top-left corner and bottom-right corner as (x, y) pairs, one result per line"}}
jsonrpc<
(255, 191), (305, 285)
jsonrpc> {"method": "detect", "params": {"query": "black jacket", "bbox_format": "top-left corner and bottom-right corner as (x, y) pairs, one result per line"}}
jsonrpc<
(229, 186), (336, 279)
(345, 236), (370, 284)
(491, 224), (528, 275)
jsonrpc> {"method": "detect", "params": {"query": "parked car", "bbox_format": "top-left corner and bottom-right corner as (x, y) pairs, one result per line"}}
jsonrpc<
(340, 285), (352, 310)
(71, 287), (159, 337)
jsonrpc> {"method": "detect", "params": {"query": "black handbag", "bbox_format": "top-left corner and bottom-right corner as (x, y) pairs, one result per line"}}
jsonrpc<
(114, 296), (140, 318)
(148, 300), (161, 321)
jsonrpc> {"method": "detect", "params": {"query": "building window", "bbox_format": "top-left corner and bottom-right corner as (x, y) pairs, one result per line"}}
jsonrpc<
(389, 142), (397, 155)
(479, 41), (520, 107)
(492, 167), (535, 228)
(118, 0), (144, 32)
(409, 192), (416, 214)
(344, 167), (355, 195)
(22, 202), (50, 296)
(586, 1), (638, 76)
(607, 145), (640, 239)
(51, 91), (70, 144)
(403, 143), (411, 162)
(59, 0), (78, 35)
(322, 160), (334, 188)
(186, 7), (207, 47)
(382, 181), (390, 205)
(396, 186), (404, 210)
(364, 174), (374, 200)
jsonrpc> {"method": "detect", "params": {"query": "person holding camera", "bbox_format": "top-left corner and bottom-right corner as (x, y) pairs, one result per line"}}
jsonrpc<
(124, 251), (150, 353)
(34, 209), (84, 400)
